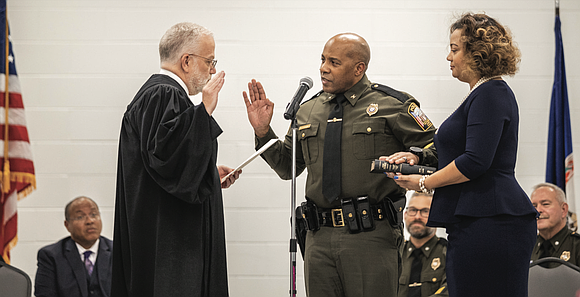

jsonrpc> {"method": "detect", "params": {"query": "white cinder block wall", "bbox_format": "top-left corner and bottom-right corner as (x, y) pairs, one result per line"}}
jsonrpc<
(7, 0), (580, 296)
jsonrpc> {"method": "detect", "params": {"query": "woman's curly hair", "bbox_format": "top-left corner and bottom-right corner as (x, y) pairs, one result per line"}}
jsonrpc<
(451, 13), (521, 77)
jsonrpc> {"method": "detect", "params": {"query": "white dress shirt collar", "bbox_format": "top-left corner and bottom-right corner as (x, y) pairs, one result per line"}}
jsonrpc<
(75, 238), (99, 264)
(159, 68), (189, 95)
(159, 69), (201, 105)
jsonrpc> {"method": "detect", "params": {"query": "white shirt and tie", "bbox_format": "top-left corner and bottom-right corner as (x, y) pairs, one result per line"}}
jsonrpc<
(75, 238), (99, 276)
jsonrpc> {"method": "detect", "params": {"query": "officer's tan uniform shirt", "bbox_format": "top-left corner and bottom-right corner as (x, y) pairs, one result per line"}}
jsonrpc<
(531, 226), (580, 266)
(256, 75), (437, 209)
(399, 236), (448, 297)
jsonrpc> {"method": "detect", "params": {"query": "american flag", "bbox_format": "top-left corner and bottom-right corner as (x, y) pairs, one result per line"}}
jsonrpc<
(0, 0), (36, 263)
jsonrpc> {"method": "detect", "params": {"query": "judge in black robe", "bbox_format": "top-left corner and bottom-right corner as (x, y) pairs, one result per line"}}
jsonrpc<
(111, 22), (237, 297)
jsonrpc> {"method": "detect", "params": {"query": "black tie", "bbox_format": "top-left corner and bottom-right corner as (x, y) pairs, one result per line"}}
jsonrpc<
(408, 248), (423, 297)
(540, 240), (553, 259)
(322, 94), (346, 203)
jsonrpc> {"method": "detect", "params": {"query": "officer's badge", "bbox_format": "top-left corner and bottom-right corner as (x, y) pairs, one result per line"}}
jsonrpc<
(408, 103), (433, 131)
(366, 104), (378, 116)
(561, 251), (571, 261)
(431, 258), (441, 270)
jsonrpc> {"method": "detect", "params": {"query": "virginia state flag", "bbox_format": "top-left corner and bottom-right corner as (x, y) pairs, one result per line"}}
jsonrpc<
(0, 0), (36, 263)
(546, 15), (576, 231)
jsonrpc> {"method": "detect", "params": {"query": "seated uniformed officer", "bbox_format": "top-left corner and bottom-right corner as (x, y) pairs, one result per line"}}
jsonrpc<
(399, 191), (448, 297)
(530, 183), (580, 267)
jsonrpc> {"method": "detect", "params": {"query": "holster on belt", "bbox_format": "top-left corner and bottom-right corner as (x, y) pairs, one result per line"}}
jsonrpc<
(295, 206), (307, 258)
(295, 199), (319, 258)
(298, 199), (320, 231)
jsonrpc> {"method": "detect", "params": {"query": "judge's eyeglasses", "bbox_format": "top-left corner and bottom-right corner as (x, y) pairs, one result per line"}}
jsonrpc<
(187, 53), (217, 69)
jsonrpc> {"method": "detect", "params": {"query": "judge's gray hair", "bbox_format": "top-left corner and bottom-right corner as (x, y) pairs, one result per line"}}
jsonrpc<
(159, 22), (213, 64)
(532, 182), (567, 204)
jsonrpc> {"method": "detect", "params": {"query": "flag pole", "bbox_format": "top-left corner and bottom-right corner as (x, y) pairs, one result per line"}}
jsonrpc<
(0, 0), (6, 263)
(555, 0), (559, 16)
(2, 1), (9, 196)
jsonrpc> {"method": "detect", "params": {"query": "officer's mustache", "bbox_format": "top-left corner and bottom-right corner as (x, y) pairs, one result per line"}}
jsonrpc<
(410, 220), (426, 226)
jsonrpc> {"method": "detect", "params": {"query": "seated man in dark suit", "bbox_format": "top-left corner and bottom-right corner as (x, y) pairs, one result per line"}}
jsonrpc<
(35, 196), (113, 297)
(530, 183), (580, 266)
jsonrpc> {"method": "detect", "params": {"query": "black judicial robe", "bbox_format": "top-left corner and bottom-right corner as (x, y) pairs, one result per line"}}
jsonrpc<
(111, 74), (228, 297)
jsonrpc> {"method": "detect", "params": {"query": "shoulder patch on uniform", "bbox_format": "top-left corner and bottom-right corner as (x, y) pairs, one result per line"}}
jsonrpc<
(371, 83), (408, 103)
(300, 90), (323, 105)
(438, 238), (448, 247)
(408, 103), (434, 131)
(571, 231), (580, 239)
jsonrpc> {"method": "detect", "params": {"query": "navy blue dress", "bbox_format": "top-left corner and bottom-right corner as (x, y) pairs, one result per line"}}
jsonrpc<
(429, 80), (537, 297)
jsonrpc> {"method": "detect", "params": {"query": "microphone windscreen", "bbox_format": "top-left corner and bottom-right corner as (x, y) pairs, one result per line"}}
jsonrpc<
(300, 76), (313, 89)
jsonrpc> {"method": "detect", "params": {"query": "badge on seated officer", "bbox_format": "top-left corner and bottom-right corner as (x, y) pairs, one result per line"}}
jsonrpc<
(399, 192), (448, 297)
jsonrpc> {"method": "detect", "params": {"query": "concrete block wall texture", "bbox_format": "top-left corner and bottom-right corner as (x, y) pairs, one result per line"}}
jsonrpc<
(7, 0), (580, 296)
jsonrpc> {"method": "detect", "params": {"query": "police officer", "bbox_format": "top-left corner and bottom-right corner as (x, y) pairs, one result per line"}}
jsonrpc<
(530, 183), (580, 266)
(399, 192), (448, 297)
(244, 33), (437, 297)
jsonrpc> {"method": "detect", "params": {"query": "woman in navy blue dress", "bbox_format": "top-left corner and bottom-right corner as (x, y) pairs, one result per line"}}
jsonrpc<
(384, 13), (537, 297)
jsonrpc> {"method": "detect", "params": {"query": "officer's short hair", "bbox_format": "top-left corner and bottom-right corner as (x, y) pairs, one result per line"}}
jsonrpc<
(531, 183), (566, 204)
(410, 191), (433, 199)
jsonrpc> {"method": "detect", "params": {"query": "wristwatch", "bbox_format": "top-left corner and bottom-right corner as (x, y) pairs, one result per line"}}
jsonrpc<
(408, 146), (424, 164)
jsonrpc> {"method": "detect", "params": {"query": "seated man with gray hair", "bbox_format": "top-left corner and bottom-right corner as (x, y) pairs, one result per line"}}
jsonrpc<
(530, 182), (580, 266)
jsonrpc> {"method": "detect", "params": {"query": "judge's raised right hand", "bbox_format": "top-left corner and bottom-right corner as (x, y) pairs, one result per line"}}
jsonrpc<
(202, 71), (225, 116)
(243, 79), (274, 138)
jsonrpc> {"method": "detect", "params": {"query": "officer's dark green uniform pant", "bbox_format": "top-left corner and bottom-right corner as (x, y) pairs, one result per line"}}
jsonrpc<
(304, 219), (402, 297)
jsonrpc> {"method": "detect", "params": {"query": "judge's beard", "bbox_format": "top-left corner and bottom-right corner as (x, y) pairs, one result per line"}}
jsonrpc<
(407, 221), (435, 239)
(189, 68), (211, 96)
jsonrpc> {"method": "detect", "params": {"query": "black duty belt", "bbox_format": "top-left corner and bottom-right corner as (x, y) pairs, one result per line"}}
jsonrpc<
(319, 203), (387, 228)
(297, 196), (403, 234)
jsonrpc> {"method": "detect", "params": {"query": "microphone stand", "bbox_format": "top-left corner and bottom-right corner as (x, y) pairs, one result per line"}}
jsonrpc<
(288, 112), (299, 297)
(283, 78), (311, 297)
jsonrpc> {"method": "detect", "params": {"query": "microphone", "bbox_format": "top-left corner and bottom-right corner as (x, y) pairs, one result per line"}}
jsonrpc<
(370, 160), (436, 175)
(284, 77), (314, 120)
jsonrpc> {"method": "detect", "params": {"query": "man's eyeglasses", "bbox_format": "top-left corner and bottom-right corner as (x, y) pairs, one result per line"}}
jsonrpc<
(406, 207), (430, 218)
(187, 53), (217, 69)
(69, 212), (101, 222)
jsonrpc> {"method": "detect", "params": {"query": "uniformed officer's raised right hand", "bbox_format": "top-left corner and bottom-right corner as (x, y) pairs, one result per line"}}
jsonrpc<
(243, 79), (274, 138)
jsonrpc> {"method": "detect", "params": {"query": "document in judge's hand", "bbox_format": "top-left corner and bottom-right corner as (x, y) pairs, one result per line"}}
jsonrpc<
(220, 138), (279, 183)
